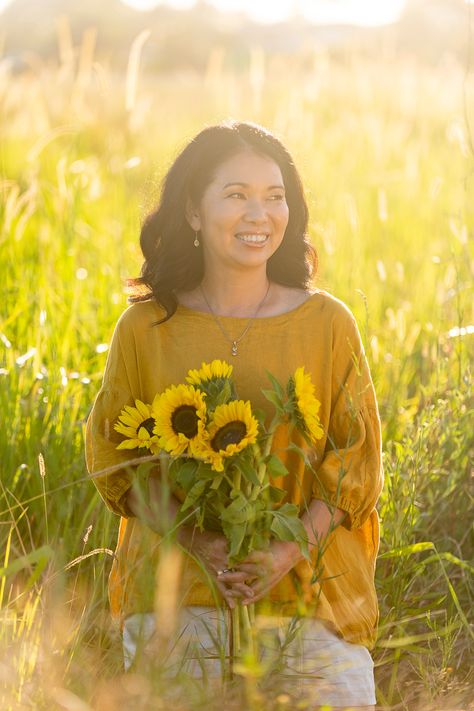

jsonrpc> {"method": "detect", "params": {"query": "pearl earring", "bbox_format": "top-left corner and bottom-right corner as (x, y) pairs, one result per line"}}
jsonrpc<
(193, 231), (200, 247)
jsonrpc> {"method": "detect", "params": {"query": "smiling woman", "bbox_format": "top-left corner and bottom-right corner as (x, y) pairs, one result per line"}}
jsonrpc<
(85, 120), (383, 709)
(131, 121), (313, 323)
(185, 151), (290, 281)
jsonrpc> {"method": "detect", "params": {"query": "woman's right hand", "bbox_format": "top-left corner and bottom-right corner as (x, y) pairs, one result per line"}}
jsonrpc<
(177, 528), (254, 609)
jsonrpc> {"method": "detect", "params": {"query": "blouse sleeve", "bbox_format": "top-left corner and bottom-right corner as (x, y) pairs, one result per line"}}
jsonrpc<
(311, 310), (383, 530)
(85, 313), (137, 518)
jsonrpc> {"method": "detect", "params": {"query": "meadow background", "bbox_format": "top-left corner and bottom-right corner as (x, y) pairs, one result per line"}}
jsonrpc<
(0, 0), (473, 708)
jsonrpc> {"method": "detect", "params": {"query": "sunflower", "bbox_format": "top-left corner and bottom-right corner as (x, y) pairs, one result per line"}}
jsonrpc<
(290, 367), (324, 443)
(114, 399), (160, 453)
(195, 400), (259, 472)
(186, 360), (236, 410)
(186, 360), (233, 387)
(152, 384), (207, 456)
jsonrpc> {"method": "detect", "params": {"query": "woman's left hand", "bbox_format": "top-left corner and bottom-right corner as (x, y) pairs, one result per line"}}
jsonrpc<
(217, 540), (303, 605)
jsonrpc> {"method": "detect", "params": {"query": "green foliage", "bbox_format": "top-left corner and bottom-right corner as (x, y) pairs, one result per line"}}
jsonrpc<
(269, 504), (310, 560)
(265, 455), (289, 478)
(376, 384), (473, 706)
(0, 47), (473, 709)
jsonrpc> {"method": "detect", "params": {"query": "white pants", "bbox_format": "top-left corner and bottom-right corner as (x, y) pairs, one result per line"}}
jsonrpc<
(123, 606), (376, 707)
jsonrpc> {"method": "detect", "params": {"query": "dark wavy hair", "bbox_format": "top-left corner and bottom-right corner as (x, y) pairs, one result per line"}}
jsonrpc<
(129, 120), (317, 322)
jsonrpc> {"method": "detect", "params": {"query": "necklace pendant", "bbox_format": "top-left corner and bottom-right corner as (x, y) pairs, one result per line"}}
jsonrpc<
(231, 341), (238, 356)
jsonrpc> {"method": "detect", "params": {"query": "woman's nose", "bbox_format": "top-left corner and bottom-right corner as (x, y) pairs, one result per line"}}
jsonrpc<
(244, 199), (268, 222)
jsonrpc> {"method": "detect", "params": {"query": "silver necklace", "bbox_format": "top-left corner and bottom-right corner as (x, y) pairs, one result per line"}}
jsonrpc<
(199, 281), (271, 356)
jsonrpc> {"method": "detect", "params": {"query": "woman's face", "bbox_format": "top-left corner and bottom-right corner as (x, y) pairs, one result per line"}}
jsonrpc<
(188, 150), (290, 275)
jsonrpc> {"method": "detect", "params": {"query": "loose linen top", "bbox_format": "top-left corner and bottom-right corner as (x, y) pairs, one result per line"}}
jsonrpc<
(85, 290), (383, 648)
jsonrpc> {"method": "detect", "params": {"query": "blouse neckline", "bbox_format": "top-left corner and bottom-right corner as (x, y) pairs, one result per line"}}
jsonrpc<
(172, 290), (321, 325)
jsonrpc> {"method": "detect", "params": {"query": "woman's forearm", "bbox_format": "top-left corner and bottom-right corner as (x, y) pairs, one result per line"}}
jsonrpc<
(279, 498), (347, 568)
(302, 498), (347, 550)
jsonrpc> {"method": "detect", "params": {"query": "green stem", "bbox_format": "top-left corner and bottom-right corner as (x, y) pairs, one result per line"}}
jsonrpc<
(249, 415), (280, 499)
(232, 467), (242, 491)
(231, 603), (255, 664)
(232, 605), (241, 660)
(240, 603), (256, 658)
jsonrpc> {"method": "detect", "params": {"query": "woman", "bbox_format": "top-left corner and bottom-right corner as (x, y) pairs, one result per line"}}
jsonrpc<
(85, 121), (383, 709)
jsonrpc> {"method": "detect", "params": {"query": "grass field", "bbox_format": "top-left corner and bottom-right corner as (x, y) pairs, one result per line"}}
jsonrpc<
(0, 40), (473, 710)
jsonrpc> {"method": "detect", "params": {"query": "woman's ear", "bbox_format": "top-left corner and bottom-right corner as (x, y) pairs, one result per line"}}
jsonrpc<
(185, 198), (201, 231)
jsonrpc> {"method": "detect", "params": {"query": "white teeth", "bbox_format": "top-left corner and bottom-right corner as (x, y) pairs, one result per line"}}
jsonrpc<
(236, 234), (268, 243)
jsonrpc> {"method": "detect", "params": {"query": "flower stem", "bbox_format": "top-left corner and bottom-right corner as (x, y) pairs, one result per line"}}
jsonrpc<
(233, 467), (242, 491)
(232, 605), (241, 659)
(231, 603), (255, 663)
(241, 603), (256, 657)
(248, 415), (280, 500)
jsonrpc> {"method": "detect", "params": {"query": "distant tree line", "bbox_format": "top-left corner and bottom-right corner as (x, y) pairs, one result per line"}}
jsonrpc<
(1, 0), (469, 72)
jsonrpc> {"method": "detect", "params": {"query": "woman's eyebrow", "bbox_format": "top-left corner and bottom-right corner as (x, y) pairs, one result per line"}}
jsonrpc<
(222, 181), (285, 190)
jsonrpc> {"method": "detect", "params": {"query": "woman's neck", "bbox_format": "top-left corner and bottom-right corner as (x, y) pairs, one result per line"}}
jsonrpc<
(199, 270), (271, 317)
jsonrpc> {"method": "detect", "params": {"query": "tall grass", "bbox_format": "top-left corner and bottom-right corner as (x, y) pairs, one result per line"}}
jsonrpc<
(0, 35), (473, 709)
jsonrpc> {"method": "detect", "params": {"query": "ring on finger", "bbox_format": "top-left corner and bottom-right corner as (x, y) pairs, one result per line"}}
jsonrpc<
(217, 568), (235, 576)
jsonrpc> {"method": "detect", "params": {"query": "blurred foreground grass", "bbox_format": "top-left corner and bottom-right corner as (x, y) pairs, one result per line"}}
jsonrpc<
(0, 39), (473, 710)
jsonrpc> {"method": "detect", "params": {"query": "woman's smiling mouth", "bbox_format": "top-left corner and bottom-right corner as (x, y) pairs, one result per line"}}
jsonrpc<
(235, 233), (269, 245)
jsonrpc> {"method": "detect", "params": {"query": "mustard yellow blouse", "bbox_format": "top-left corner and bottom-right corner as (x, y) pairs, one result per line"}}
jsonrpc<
(85, 290), (383, 648)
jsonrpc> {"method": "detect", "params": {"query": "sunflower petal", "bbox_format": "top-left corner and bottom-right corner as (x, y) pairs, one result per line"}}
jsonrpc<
(119, 413), (142, 428)
(137, 426), (152, 440)
(114, 423), (137, 438)
(117, 439), (141, 450)
(135, 399), (152, 419)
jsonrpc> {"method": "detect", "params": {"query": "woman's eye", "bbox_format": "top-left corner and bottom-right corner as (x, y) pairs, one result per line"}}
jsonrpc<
(225, 192), (285, 201)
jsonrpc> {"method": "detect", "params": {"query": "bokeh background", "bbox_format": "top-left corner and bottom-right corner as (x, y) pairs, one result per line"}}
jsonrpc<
(1, 1), (473, 709)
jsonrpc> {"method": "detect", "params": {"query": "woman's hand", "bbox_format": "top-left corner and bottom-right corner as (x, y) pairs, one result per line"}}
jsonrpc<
(217, 540), (303, 605)
(177, 528), (254, 609)
(219, 500), (346, 604)
(127, 474), (253, 609)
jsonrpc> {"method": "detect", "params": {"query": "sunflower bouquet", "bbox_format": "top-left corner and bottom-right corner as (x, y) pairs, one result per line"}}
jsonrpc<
(114, 360), (323, 660)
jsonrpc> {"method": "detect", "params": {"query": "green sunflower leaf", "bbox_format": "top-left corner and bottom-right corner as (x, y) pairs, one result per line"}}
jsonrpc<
(261, 389), (284, 412)
(175, 459), (199, 490)
(265, 455), (289, 477)
(214, 379), (232, 406)
(181, 479), (208, 511)
(265, 370), (285, 399)
(195, 462), (223, 481)
(267, 485), (287, 503)
(223, 521), (247, 561)
(235, 458), (261, 486)
(270, 503), (310, 560)
(220, 494), (255, 525)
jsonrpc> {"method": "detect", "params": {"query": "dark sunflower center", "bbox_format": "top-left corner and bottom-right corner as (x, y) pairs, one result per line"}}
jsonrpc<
(171, 406), (199, 438)
(211, 421), (247, 452)
(137, 417), (155, 436)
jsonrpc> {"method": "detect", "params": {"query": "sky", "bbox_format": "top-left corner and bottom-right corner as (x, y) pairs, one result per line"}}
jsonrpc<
(124, 0), (407, 27)
(0, 0), (410, 26)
